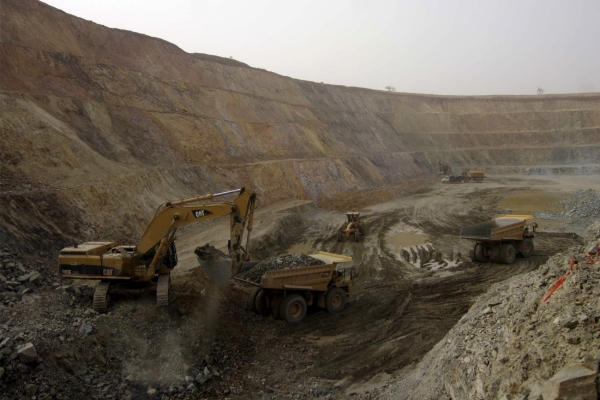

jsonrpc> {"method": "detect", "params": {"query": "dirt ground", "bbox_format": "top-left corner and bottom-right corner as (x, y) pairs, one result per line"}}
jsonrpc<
(2, 174), (598, 399)
(167, 174), (595, 397)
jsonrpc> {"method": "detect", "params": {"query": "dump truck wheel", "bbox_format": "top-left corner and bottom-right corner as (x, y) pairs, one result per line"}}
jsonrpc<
(281, 294), (307, 323)
(500, 244), (516, 264)
(474, 243), (488, 263)
(272, 297), (283, 320)
(325, 287), (347, 313)
(354, 231), (360, 242)
(520, 239), (534, 258)
(247, 287), (261, 312)
(254, 289), (269, 316)
(337, 231), (342, 242)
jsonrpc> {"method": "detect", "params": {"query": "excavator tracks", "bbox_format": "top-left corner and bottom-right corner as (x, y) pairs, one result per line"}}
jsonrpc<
(93, 281), (111, 313)
(157, 274), (171, 307)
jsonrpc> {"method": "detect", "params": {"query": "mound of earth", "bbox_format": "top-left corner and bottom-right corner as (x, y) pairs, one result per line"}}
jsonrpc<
(238, 254), (325, 283)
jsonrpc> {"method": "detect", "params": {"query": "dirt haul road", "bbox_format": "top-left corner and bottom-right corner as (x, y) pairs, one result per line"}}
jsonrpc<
(0, 174), (595, 399)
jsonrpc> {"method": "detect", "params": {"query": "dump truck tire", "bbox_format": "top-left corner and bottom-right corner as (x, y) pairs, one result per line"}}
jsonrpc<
(281, 294), (307, 323)
(272, 297), (283, 320)
(254, 289), (269, 316)
(474, 243), (488, 262)
(325, 287), (347, 313)
(354, 231), (360, 242)
(247, 288), (260, 312)
(500, 244), (516, 264)
(520, 238), (534, 258)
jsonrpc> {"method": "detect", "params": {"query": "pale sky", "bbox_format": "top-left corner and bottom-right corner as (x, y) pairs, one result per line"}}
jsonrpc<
(42, 0), (600, 95)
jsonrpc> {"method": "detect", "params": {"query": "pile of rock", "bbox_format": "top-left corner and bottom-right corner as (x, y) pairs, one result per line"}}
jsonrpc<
(238, 254), (325, 283)
(0, 249), (53, 308)
(536, 189), (600, 222)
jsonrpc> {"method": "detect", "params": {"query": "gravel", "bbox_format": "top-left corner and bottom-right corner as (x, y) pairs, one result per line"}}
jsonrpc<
(238, 254), (325, 283)
(536, 189), (600, 221)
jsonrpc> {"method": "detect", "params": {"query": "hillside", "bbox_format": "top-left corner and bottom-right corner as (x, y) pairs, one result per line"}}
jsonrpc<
(2, 0), (600, 251)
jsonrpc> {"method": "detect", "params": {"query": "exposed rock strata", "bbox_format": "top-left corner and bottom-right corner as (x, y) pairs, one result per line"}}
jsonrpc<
(2, 0), (600, 250)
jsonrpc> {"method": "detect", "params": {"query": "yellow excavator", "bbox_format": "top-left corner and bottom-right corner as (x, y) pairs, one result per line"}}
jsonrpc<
(58, 188), (256, 311)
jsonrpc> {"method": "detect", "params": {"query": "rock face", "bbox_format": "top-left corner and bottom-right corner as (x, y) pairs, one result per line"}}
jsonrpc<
(2, 0), (600, 251)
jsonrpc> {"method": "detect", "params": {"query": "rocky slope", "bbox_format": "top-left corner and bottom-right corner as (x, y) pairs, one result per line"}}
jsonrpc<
(2, 0), (600, 252)
(368, 195), (600, 400)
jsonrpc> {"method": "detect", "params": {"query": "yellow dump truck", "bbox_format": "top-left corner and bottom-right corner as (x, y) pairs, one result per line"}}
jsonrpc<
(461, 169), (485, 182)
(460, 215), (537, 264)
(245, 252), (354, 323)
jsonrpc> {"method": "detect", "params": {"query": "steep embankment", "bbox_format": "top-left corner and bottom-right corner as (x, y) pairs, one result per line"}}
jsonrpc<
(1, 0), (600, 250)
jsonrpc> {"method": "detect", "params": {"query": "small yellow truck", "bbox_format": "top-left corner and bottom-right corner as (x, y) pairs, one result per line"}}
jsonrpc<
(244, 252), (354, 323)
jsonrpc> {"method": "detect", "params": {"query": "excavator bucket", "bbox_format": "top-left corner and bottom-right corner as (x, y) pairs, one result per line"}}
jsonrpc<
(195, 243), (257, 283)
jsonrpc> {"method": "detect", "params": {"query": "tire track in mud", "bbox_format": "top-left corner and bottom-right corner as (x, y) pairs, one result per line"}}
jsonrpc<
(265, 199), (585, 383)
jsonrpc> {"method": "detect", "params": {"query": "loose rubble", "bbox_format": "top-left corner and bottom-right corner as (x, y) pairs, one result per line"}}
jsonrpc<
(536, 189), (600, 224)
(238, 254), (325, 283)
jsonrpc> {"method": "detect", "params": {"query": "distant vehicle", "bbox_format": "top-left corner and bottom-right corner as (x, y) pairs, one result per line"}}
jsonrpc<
(442, 175), (465, 184)
(337, 212), (364, 242)
(442, 169), (485, 184)
(461, 169), (485, 183)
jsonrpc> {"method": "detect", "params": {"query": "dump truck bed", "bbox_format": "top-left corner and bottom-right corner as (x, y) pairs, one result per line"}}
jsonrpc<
(260, 252), (352, 291)
(460, 215), (533, 241)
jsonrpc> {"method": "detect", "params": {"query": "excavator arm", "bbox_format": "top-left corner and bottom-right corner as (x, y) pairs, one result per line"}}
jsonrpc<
(136, 188), (256, 277)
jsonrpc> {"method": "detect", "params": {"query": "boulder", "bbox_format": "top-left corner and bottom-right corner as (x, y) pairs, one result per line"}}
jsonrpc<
(196, 372), (211, 385)
(542, 364), (597, 400)
(17, 343), (37, 363)
(79, 324), (94, 337)
(28, 272), (42, 286)
(146, 388), (156, 399)
(25, 384), (38, 397)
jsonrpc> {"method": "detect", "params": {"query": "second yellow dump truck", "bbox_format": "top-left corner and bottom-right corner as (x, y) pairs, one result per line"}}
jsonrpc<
(245, 252), (354, 323)
(461, 215), (537, 264)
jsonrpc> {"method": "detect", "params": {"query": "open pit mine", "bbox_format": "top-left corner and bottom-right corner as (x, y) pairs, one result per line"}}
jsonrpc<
(1, 0), (600, 399)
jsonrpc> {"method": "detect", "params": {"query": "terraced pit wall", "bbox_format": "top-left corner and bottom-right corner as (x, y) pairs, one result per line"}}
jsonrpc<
(1, 0), (600, 250)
